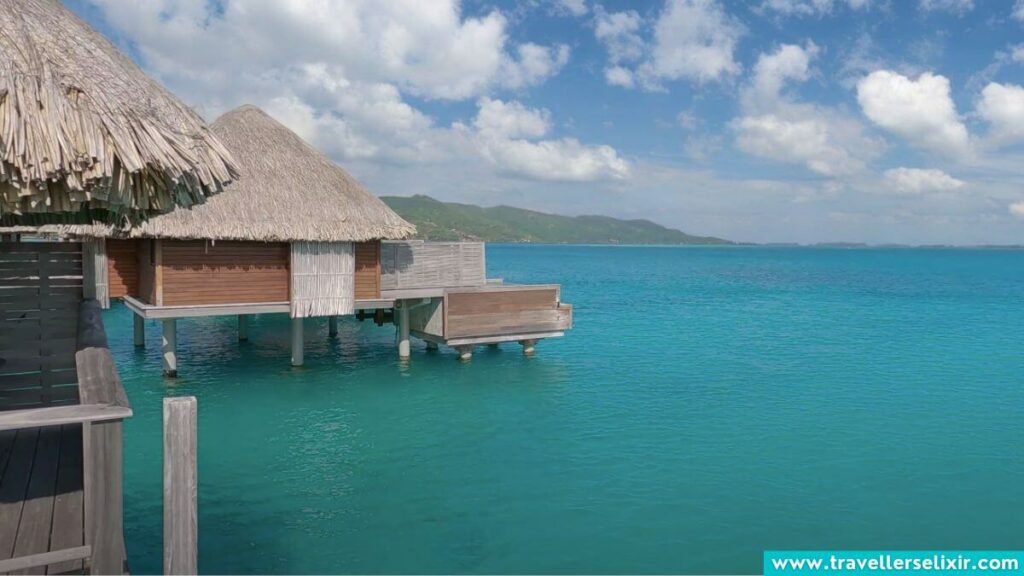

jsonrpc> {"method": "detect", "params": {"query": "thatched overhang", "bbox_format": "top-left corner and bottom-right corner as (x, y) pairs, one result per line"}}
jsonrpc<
(0, 0), (237, 225)
(93, 105), (414, 242)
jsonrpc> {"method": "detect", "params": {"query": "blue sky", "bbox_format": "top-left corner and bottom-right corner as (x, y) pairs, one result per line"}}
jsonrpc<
(69, 0), (1024, 244)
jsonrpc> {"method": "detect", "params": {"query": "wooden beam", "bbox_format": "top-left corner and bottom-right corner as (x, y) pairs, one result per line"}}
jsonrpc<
(163, 397), (198, 576)
(162, 319), (177, 377)
(0, 404), (132, 431)
(84, 419), (126, 575)
(0, 546), (92, 573)
(154, 239), (163, 307)
(290, 317), (303, 367)
(238, 315), (249, 341)
(133, 314), (145, 348)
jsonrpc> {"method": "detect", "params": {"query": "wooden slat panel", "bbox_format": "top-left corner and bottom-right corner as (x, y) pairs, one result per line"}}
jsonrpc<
(446, 288), (557, 316)
(160, 241), (289, 306)
(106, 240), (138, 299)
(380, 241), (486, 291)
(446, 308), (572, 339)
(354, 241), (381, 300)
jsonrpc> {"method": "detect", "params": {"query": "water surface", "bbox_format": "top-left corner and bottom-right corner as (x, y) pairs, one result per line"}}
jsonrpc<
(107, 246), (1024, 574)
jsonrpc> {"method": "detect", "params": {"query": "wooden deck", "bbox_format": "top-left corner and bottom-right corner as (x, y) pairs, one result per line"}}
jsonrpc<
(0, 425), (88, 575)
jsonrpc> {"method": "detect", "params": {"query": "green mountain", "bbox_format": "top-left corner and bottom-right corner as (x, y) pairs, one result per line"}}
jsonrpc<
(380, 195), (731, 245)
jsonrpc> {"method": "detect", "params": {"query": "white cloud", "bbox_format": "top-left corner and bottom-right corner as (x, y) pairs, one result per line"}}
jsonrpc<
(758, 0), (872, 17)
(1010, 201), (1024, 218)
(732, 43), (880, 177)
(1012, 0), (1024, 21)
(748, 41), (819, 105)
(639, 0), (744, 86)
(87, 0), (567, 102)
(595, 0), (742, 89)
(918, 0), (974, 14)
(734, 115), (868, 176)
(552, 0), (588, 17)
(474, 98), (550, 139)
(857, 70), (972, 158)
(883, 168), (965, 193)
(604, 66), (635, 88)
(977, 82), (1024, 145)
(467, 99), (631, 181)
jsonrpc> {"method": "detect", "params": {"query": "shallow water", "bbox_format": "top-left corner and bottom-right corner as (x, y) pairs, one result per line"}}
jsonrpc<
(108, 245), (1024, 574)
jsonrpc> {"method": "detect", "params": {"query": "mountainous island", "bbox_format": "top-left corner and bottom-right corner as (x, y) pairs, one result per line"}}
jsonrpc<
(380, 195), (731, 245)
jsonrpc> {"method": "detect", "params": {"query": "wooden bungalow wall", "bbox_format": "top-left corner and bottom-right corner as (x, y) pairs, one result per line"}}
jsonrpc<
(159, 241), (290, 306)
(106, 239), (138, 299)
(354, 241), (381, 300)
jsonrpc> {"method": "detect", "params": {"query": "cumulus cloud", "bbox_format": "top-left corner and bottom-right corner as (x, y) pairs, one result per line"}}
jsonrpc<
(857, 71), (972, 158)
(594, 0), (743, 89)
(758, 0), (872, 17)
(731, 43), (880, 176)
(977, 82), (1024, 145)
(1010, 201), (1024, 218)
(918, 0), (974, 14)
(883, 168), (965, 193)
(88, 0), (569, 102)
(1013, 0), (1024, 20)
(552, 0), (589, 17)
(467, 99), (631, 181)
(1012, 45), (1024, 62)
(639, 0), (744, 86)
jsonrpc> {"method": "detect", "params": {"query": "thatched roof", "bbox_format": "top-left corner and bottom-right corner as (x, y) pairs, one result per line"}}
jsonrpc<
(0, 0), (236, 224)
(121, 105), (415, 242)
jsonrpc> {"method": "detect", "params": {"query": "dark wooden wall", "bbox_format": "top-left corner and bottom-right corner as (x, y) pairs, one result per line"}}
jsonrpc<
(106, 239), (138, 298)
(354, 241), (381, 300)
(159, 241), (290, 306)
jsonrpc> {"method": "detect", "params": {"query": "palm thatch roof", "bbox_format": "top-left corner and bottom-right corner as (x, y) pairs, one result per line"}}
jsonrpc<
(0, 0), (237, 224)
(120, 105), (415, 242)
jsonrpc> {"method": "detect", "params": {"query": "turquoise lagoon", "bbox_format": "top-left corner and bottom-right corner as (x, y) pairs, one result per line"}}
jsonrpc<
(107, 245), (1024, 574)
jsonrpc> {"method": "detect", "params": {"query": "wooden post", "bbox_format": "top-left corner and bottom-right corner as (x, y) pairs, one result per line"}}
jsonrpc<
(163, 397), (198, 576)
(291, 317), (304, 367)
(83, 420), (126, 575)
(455, 345), (473, 362)
(238, 315), (249, 342)
(520, 339), (537, 356)
(397, 302), (410, 360)
(133, 314), (145, 348)
(328, 316), (338, 337)
(162, 319), (177, 377)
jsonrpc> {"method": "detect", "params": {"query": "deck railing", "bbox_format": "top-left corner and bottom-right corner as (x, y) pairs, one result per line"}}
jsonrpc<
(0, 241), (130, 574)
(380, 241), (486, 292)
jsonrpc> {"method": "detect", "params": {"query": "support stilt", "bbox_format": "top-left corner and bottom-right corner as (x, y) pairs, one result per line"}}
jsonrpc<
(291, 317), (304, 367)
(456, 345), (474, 362)
(238, 315), (249, 341)
(133, 314), (145, 348)
(397, 302), (411, 360)
(520, 339), (537, 357)
(328, 316), (338, 337)
(162, 319), (177, 377)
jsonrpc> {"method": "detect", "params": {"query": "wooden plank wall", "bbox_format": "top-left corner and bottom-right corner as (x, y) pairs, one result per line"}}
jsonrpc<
(444, 287), (572, 340)
(0, 242), (82, 409)
(354, 241), (380, 300)
(137, 239), (157, 305)
(106, 240), (138, 299)
(160, 241), (289, 306)
(380, 241), (485, 291)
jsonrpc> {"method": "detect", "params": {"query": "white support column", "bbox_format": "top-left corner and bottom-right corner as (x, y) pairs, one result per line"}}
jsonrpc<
(162, 319), (177, 377)
(397, 301), (411, 360)
(328, 316), (338, 337)
(455, 345), (474, 362)
(238, 315), (249, 341)
(133, 314), (145, 348)
(291, 317), (304, 367)
(519, 339), (537, 357)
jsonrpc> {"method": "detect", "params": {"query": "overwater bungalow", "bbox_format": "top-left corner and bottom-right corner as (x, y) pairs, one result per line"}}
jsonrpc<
(57, 105), (574, 375)
(1, 0), (238, 572)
